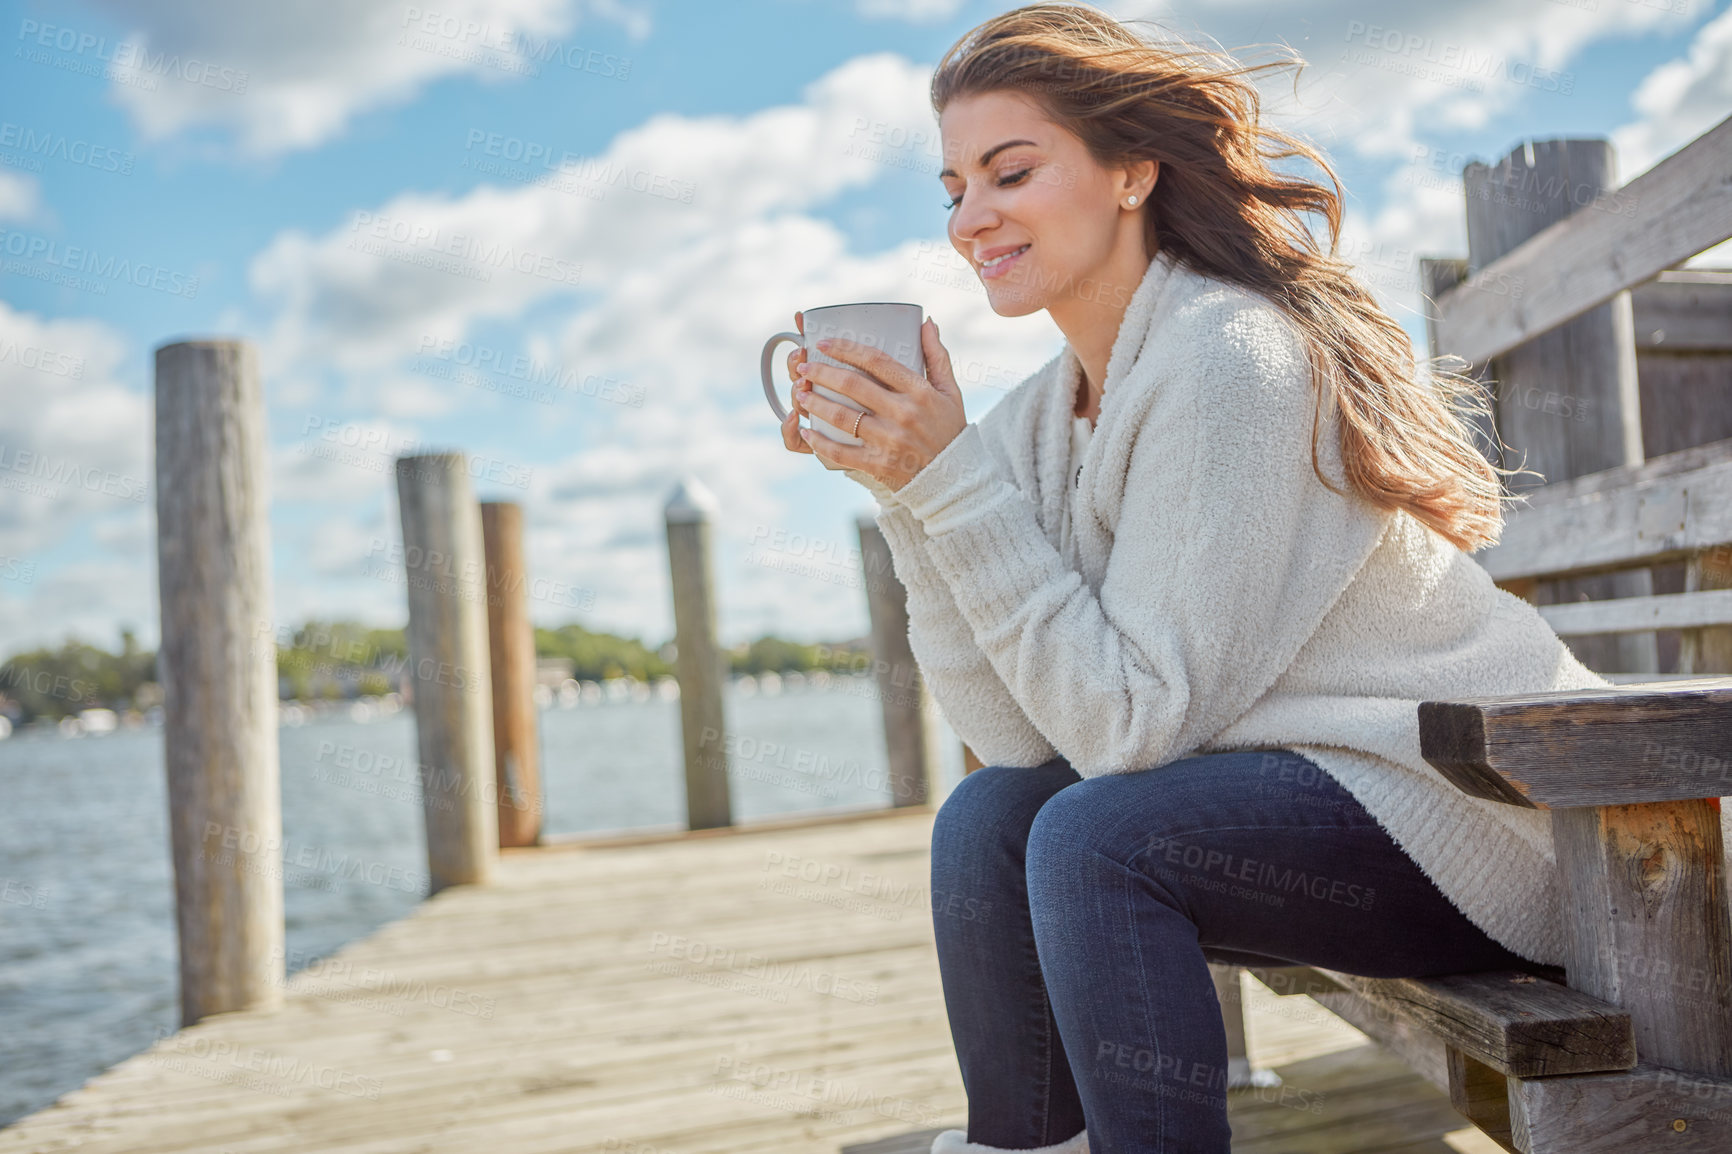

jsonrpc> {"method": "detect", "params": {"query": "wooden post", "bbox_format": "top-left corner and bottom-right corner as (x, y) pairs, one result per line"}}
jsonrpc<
(154, 339), (283, 1026)
(1211, 963), (1281, 1089)
(665, 478), (732, 830)
(856, 514), (938, 806)
(1552, 800), (1732, 1075)
(395, 452), (497, 891)
(480, 501), (542, 848)
(1463, 138), (1656, 674)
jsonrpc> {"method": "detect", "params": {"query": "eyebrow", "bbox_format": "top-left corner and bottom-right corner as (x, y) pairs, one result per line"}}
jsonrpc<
(939, 138), (1038, 180)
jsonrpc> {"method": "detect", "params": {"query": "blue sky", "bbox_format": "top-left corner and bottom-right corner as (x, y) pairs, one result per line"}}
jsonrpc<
(2, 0), (1729, 655)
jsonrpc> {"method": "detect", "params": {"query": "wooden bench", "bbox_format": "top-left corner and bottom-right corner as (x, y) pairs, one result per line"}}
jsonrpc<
(1233, 678), (1732, 1152)
(1211, 110), (1732, 1151)
(1214, 435), (1732, 1151)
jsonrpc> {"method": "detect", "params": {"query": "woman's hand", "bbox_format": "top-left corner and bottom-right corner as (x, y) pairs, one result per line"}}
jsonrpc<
(778, 311), (967, 493)
(778, 313), (895, 503)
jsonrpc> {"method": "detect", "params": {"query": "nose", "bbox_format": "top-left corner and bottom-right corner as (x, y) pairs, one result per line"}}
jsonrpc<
(949, 192), (997, 260)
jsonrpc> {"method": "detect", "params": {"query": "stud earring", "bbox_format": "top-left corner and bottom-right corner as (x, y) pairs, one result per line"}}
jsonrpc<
(1126, 194), (1138, 206)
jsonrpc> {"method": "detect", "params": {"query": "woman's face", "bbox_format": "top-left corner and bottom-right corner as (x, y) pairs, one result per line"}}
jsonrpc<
(938, 88), (1147, 317)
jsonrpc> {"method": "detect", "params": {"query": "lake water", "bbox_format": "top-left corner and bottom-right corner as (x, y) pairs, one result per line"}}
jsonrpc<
(0, 676), (964, 1127)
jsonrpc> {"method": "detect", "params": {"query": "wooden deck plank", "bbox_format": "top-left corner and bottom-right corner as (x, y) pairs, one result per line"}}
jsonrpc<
(0, 806), (1510, 1154)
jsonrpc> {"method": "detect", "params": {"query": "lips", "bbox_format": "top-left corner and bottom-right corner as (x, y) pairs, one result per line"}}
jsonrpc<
(979, 243), (1030, 280)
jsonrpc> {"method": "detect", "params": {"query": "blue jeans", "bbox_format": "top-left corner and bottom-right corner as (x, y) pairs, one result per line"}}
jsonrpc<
(929, 750), (1538, 1153)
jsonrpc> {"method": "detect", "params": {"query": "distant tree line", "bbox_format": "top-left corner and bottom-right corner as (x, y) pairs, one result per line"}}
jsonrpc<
(0, 621), (875, 723)
(0, 630), (158, 724)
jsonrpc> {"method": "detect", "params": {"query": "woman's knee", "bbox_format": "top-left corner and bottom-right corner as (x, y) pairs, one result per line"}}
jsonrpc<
(932, 762), (1075, 870)
(1025, 751), (1342, 868)
(1025, 773), (1137, 873)
(1025, 773), (1221, 934)
(1025, 768), (1219, 882)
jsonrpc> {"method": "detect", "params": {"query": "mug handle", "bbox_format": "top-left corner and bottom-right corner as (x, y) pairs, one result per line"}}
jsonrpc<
(760, 331), (802, 423)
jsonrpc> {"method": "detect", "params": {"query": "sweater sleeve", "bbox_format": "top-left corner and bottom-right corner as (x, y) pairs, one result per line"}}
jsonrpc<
(872, 501), (1061, 768)
(890, 306), (1388, 778)
(843, 466), (899, 507)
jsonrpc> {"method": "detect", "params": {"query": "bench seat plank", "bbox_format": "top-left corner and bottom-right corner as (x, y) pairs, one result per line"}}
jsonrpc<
(1245, 966), (1632, 1078)
(1313, 969), (1634, 1079)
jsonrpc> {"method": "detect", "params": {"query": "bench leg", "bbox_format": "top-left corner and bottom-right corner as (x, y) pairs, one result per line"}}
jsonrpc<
(1447, 1045), (1520, 1152)
(1551, 799), (1732, 1076)
(1211, 964), (1281, 1089)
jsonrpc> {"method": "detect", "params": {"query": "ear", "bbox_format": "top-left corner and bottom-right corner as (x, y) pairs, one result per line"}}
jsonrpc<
(1126, 158), (1159, 201)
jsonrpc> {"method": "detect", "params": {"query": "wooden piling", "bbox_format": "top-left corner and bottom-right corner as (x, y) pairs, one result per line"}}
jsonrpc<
(395, 452), (498, 890)
(154, 339), (283, 1026)
(856, 514), (938, 806)
(665, 478), (732, 830)
(480, 501), (543, 848)
(1464, 138), (1656, 673)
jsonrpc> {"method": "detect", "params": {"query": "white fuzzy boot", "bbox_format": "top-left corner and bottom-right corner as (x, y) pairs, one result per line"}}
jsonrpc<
(929, 1127), (1089, 1154)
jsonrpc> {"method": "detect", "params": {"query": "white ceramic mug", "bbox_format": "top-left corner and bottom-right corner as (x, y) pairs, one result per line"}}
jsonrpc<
(761, 302), (924, 469)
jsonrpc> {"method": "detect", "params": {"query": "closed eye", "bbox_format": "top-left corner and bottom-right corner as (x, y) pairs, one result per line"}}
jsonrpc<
(943, 167), (1034, 211)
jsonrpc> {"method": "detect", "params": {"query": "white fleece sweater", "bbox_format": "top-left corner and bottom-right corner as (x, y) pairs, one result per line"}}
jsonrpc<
(864, 248), (1639, 967)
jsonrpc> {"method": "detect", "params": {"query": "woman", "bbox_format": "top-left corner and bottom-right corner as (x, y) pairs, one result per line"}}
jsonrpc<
(777, 5), (1605, 1152)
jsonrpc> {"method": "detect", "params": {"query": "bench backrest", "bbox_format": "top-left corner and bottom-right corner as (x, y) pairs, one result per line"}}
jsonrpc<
(1474, 438), (1732, 639)
(1421, 114), (1732, 652)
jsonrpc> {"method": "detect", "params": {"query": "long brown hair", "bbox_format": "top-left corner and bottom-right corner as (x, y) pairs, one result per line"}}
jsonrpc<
(932, 3), (1508, 551)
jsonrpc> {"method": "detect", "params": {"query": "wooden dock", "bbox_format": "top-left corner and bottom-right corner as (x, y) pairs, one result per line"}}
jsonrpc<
(0, 805), (1505, 1154)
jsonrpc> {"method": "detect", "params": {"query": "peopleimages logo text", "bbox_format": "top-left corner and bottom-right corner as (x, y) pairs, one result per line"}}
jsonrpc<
(0, 230), (199, 298)
(16, 20), (249, 91)
(348, 212), (583, 285)
(399, 8), (631, 80)
(0, 122), (133, 174)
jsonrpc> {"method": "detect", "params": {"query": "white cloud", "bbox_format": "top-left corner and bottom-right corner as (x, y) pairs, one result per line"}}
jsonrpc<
(82, 0), (645, 157)
(249, 52), (943, 370)
(1336, 172), (1472, 344)
(855, 0), (969, 22)
(0, 304), (153, 649)
(0, 558), (155, 649)
(1613, 3), (1732, 178)
(247, 51), (1061, 644)
(72, 1), (1709, 648)
(1090, 0), (1708, 344)
(243, 3), (1720, 644)
(12, 2), (1718, 658)
(0, 172), (40, 222)
(1612, 5), (1732, 267)
(1109, 0), (1692, 162)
